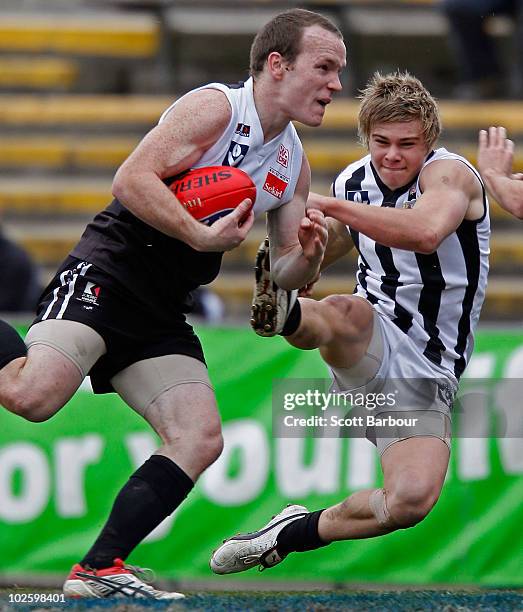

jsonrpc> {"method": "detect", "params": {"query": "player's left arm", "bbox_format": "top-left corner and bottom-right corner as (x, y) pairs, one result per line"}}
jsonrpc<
(266, 154), (328, 290)
(309, 160), (482, 254)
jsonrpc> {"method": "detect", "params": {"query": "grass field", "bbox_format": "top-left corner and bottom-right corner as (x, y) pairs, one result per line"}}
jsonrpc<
(1, 589), (523, 611)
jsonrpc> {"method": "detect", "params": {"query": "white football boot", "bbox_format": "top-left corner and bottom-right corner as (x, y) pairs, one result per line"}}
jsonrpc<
(210, 504), (308, 574)
(63, 558), (185, 600)
(250, 237), (298, 337)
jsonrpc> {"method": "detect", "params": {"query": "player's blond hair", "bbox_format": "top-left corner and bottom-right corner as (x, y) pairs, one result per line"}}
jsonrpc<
(250, 9), (342, 78)
(358, 71), (441, 149)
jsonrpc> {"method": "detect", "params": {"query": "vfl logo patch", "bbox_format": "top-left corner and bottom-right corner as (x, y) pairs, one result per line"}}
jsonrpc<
(223, 141), (249, 167)
(78, 281), (101, 306)
(437, 383), (455, 410)
(263, 168), (289, 200)
(234, 123), (251, 137)
(277, 144), (289, 168)
(404, 184), (417, 208)
(345, 190), (369, 203)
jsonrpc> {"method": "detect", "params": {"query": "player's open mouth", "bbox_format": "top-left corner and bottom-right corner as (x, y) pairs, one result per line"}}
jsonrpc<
(317, 99), (330, 107)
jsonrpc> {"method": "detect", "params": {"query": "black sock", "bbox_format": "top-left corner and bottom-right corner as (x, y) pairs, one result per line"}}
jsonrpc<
(280, 299), (301, 337)
(0, 320), (27, 370)
(276, 510), (327, 556)
(81, 455), (194, 569)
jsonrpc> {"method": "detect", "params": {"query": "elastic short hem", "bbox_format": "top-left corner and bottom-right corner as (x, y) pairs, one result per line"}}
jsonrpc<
(91, 346), (207, 394)
(145, 379), (214, 413)
(25, 339), (85, 378)
(379, 433), (452, 457)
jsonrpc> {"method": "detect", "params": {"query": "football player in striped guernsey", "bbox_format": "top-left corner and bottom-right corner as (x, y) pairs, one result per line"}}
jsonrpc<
(478, 126), (523, 219)
(211, 71), (490, 575)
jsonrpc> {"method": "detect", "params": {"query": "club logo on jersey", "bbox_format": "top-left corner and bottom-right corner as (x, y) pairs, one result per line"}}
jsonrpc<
(78, 281), (101, 306)
(403, 184), (418, 208)
(263, 167), (289, 199)
(234, 123), (251, 137)
(345, 190), (369, 203)
(223, 141), (249, 167)
(277, 144), (289, 168)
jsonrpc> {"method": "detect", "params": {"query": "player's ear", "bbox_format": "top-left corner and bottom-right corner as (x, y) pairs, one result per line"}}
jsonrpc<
(266, 52), (286, 80)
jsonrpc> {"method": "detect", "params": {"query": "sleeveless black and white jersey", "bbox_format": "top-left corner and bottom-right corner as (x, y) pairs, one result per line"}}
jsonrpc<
(333, 148), (490, 379)
(70, 78), (303, 317)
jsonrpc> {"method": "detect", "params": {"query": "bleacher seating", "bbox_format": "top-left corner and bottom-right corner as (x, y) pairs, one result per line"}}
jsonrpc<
(0, 0), (522, 320)
(0, 13), (158, 57)
(0, 95), (170, 125)
(0, 9), (163, 94)
(0, 57), (79, 90)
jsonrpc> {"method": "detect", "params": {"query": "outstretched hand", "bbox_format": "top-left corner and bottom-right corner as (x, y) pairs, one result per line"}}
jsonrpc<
(478, 126), (523, 219)
(478, 127), (514, 178)
(298, 208), (328, 264)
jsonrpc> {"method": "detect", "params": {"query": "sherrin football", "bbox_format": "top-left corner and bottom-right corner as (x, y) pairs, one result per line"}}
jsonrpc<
(169, 166), (256, 226)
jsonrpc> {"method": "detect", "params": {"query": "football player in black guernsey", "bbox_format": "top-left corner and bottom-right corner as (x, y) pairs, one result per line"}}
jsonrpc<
(0, 8), (345, 600)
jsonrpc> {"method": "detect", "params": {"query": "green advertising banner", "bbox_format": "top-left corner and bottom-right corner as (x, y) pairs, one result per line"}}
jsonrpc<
(0, 326), (522, 586)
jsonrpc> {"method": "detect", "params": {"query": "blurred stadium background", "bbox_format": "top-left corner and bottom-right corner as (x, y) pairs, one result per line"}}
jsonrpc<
(0, 0), (522, 607)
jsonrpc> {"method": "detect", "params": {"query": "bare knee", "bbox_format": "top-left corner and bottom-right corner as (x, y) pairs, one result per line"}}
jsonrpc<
(186, 427), (224, 473)
(1, 350), (80, 422)
(5, 385), (56, 423)
(318, 294), (358, 332)
(387, 476), (441, 528)
(196, 426), (224, 469)
(161, 421), (224, 473)
(292, 295), (370, 350)
(321, 294), (353, 313)
(322, 295), (373, 338)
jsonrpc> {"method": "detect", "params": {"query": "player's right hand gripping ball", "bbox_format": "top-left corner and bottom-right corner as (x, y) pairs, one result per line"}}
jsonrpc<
(169, 166), (256, 225)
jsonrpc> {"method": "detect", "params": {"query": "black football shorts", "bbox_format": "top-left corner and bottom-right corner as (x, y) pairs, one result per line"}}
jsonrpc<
(32, 256), (206, 393)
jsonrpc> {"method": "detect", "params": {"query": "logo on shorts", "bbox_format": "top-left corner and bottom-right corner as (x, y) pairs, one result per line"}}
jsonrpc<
(437, 383), (455, 409)
(78, 281), (101, 306)
(277, 144), (289, 168)
(263, 167), (289, 200)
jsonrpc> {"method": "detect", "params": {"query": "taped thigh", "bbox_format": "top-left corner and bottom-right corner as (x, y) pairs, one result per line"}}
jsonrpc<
(374, 410), (452, 456)
(25, 319), (106, 378)
(330, 310), (387, 392)
(110, 354), (213, 416)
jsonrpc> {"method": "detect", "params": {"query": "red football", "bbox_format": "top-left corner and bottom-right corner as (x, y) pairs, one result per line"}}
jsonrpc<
(169, 166), (256, 226)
